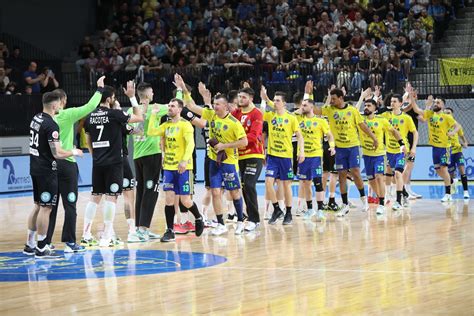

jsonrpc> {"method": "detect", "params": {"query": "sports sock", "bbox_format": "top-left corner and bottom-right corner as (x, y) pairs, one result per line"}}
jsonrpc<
(341, 193), (348, 205)
(461, 174), (468, 191)
(83, 201), (97, 239)
(27, 229), (36, 248)
(233, 198), (244, 221)
(188, 203), (202, 220)
(165, 205), (175, 230)
(103, 200), (116, 240)
(445, 186), (451, 194)
(396, 191), (402, 204)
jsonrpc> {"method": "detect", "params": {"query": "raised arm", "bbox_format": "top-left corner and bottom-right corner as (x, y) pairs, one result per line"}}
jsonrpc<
(123, 80), (144, 123)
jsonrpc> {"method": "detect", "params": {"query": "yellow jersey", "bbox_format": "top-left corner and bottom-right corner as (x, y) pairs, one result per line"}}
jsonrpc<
(147, 115), (194, 170)
(263, 110), (300, 158)
(201, 108), (246, 165)
(448, 126), (464, 154)
(381, 111), (416, 154)
(423, 110), (457, 148)
(296, 115), (329, 157)
(360, 115), (391, 156)
(322, 104), (363, 148)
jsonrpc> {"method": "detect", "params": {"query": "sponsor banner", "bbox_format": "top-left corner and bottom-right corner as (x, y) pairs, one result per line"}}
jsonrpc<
(439, 58), (474, 86)
(1, 153), (93, 193)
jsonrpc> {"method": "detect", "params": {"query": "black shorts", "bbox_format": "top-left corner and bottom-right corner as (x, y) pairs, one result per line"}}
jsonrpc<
(204, 155), (211, 188)
(92, 163), (123, 196)
(122, 156), (135, 191)
(32, 173), (58, 207)
(323, 144), (336, 173)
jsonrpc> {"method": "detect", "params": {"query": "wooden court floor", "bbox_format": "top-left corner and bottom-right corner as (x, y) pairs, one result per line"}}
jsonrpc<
(0, 184), (473, 315)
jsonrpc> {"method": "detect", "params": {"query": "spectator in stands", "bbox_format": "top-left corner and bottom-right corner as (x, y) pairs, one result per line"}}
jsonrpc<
(368, 14), (387, 42)
(293, 38), (313, 73)
(316, 12), (334, 35)
(24, 85), (33, 95)
(323, 26), (339, 56)
(360, 38), (378, 58)
(124, 46), (141, 71)
(428, 0), (448, 40)
(384, 49), (401, 92)
(0, 67), (9, 93)
(23, 61), (44, 94)
(401, 9), (416, 35)
(4, 81), (18, 95)
(275, 0), (290, 21)
(369, 49), (384, 88)
(336, 49), (352, 91)
(351, 50), (369, 93)
(420, 9), (434, 34)
(272, 28), (288, 50)
(244, 40), (261, 64)
(350, 30), (365, 54)
(316, 52), (335, 90)
(109, 48), (124, 72)
(334, 14), (354, 33)
(228, 29), (242, 50)
(84, 51), (99, 74)
(6, 47), (23, 80)
(40, 67), (59, 93)
(280, 39), (295, 71)
(409, 21), (431, 61)
(261, 37), (279, 65)
(75, 36), (95, 75)
(353, 11), (368, 35)
(223, 19), (241, 39)
(396, 34), (415, 78)
(0, 42), (9, 59)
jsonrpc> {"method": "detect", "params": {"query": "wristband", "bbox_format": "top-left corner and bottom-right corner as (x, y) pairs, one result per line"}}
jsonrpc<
(130, 96), (139, 107)
(329, 141), (335, 148)
(97, 87), (105, 93)
(303, 93), (314, 101)
(398, 139), (404, 146)
(72, 149), (80, 156)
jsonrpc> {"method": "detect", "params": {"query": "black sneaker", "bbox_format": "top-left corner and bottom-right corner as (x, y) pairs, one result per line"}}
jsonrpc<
(226, 213), (236, 222)
(327, 201), (340, 212)
(283, 212), (293, 225)
(23, 244), (35, 256)
(195, 219), (204, 237)
(35, 246), (61, 259)
(268, 209), (284, 225)
(160, 229), (175, 242)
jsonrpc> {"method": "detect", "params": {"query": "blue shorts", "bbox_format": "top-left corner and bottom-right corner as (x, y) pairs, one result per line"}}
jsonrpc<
(335, 146), (360, 171)
(297, 157), (322, 180)
(163, 170), (193, 195)
(363, 155), (385, 180)
(432, 147), (450, 169)
(265, 155), (294, 180)
(209, 160), (241, 190)
(449, 152), (465, 173)
(387, 152), (405, 172)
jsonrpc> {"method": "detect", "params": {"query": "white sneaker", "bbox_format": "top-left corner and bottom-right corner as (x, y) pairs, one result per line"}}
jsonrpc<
(464, 191), (470, 200)
(376, 205), (385, 215)
(392, 202), (403, 210)
(303, 209), (315, 220)
(360, 196), (369, 212)
(148, 231), (161, 239)
(244, 221), (259, 232)
(264, 207), (273, 220)
(451, 179), (458, 194)
(127, 232), (143, 243)
(295, 208), (306, 216)
(336, 204), (350, 217)
(99, 238), (112, 247)
(348, 201), (357, 209)
(211, 224), (228, 236)
(441, 194), (452, 203)
(402, 196), (410, 208)
(111, 236), (124, 246)
(235, 222), (244, 235)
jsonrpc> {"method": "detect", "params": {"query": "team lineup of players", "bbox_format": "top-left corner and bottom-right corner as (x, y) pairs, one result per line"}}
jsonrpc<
(25, 75), (470, 258)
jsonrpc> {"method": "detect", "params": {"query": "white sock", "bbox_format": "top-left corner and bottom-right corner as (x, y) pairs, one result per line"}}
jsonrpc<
(127, 218), (135, 234)
(103, 200), (116, 240)
(298, 197), (306, 210)
(83, 201), (97, 239)
(27, 229), (36, 248)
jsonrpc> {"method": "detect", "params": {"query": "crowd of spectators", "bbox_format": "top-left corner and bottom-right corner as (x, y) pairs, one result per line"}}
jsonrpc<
(0, 43), (60, 95)
(71, 0), (461, 96)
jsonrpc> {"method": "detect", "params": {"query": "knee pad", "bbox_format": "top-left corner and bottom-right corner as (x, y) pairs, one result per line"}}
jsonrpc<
(314, 178), (323, 192)
(384, 173), (394, 177)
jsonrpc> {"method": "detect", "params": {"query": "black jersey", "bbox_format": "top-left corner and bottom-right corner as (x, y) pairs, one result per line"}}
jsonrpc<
(84, 106), (130, 166)
(29, 112), (60, 176)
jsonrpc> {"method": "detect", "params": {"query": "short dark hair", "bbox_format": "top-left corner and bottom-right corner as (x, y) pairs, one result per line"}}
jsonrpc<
(293, 92), (304, 105)
(238, 87), (255, 97)
(436, 96), (446, 104)
(100, 85), (115, 103)
(53, 88), (66, 100)
(329, 88), (344, 98)
(274, 91), (286, 102)
(170, 98), (184, 108)
(228, 90), (238, 101)
(137, 82), (152, 92)
(214, 93), (228, 102)
(391, 94), (403, 102)
(445, 106), (453, 113)
(365, 99), (377, 107)
(42, 91), (60, 106)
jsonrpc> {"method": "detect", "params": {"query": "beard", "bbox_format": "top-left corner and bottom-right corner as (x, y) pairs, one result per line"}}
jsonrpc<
(363, 109), (372, 116)
(432, 105), (442, 112)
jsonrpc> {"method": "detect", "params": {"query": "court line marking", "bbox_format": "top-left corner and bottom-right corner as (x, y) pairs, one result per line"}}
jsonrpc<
(209, 266), (474, 276)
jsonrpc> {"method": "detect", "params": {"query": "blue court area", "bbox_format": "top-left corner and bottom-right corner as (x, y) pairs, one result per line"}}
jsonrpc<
(1, 182), (472, 200)
(0, 250), (227, 282)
